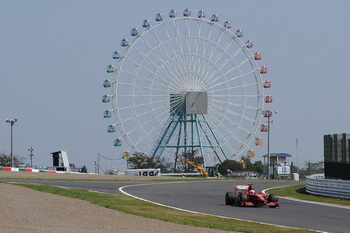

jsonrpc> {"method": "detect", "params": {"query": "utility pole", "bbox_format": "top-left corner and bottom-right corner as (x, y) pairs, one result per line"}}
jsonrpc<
(6, 118), (17, 167)
(28, 147), (35, 167)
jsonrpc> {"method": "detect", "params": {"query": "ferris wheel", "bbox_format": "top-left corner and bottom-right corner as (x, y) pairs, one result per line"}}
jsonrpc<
(102, 9), (272, 168)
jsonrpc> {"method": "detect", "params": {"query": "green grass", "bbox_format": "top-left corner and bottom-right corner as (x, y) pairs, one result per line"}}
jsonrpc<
(14, 183), (315, 233)
(267, 184), (350, 206)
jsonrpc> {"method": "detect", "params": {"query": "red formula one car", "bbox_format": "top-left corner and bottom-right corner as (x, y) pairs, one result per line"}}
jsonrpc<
(225, 184), (280, 208)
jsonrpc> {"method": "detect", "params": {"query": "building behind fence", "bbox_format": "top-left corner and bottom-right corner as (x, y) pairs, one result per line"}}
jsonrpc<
(324, 133), (350, 180)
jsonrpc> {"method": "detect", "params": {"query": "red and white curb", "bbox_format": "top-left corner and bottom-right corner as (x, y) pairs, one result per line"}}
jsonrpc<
(0, 166), (66, 173)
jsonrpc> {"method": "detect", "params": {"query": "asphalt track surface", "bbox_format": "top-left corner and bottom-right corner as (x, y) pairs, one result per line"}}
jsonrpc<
(13, 179), (350, 233)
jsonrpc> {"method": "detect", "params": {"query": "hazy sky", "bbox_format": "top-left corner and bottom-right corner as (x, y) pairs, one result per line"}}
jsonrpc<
(1, 0), (349, 172)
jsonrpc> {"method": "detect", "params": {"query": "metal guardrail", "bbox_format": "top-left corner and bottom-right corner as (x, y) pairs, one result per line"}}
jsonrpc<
(306, 174), (350, 199)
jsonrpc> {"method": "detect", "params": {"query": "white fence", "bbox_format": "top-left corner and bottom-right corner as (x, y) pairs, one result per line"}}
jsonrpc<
(306, 174), (350, 199)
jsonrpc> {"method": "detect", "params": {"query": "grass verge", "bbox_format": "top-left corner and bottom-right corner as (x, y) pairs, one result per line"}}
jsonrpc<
(0, 177), (207, 182)
(267, 184), (350, 206)
(15, 183), (315, 233)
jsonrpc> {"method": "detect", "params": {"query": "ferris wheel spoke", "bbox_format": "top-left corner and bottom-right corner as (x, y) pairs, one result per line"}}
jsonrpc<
(212, 30), (237, 59)
(124, 108), (171, 148)
(130, 105), (172, 145)
(148, 27), (186, 75)
(117, 98), (167, 111)
(192, 21), (210, 79)
(187, 35), (239, 87)
(199, 20), (215, 62)
(122, 111), (167, 138)
(185, 19), (191, 56)
(117, 81), (169, 94)
(161, 23), (188, 72)
(171, 19), (188, 68)
(137, 36), (179, 78)
(208, 68), (258, 90)
(202, 28), (225, 69)
(194, 19), (203, 60)
(212, 97), (261, 111)
(204, 53), (253, 88)
(121, 56), (167, 85)
(199, 23), (222, 79)
(208, 109), (255, 145)
(119, 70), (169, 91)
(127, 44), (176, 84)
(178, 19), (192, 72)
(211, 81), (263, 93)
(210, 100), (260, 123)
(206, 52), (251, 83)
(205, 114), (242, 155)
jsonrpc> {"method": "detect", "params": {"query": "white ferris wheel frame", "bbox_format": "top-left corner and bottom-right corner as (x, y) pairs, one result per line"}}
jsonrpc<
(104, 9), (269, 164)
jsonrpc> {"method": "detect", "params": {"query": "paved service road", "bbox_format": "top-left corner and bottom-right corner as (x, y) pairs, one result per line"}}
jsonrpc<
(13, 179), (349, 233)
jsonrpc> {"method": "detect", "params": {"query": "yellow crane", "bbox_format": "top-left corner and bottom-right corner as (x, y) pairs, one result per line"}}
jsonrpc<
(185, 160), (209, 178)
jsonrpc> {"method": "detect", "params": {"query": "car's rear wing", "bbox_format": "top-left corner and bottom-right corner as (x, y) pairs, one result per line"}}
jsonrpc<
(235, 185), (250, 189)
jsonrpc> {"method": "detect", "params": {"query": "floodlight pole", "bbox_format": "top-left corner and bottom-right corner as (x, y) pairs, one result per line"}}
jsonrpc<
(6, 118), (17, 167)
(267, 116), (271, 179)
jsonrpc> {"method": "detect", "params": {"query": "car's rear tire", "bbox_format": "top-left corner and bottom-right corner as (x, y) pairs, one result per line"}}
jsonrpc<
(225, 192), (234, 205)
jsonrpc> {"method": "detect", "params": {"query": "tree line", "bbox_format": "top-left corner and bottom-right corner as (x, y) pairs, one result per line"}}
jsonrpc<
(0, 153), (22, 167)
(127, 150), (265, 175)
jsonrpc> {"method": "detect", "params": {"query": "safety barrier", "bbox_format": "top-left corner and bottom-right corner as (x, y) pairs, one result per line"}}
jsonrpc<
(306, 174), (350, 199)
(0, 166), (65, 173)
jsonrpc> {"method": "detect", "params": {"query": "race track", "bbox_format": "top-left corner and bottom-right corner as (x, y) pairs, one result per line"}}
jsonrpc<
(13, 179), (349, 233)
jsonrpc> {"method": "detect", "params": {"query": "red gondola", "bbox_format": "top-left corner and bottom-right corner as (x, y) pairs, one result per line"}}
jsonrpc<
(263, 80), (271, 88)
(260, 66), (268, 74)
(254, 52), (262, 60)
(265, 95), (273, 103)
(261, 124), (269, 132)
(264, 110), (272, 118)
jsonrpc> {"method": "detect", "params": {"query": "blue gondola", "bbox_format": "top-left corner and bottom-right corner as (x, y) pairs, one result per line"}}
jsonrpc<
(130, 28), (139, 36)
(183, 8), (191, 17)
(197, 10), (206, 18)
(211, 14), (219, 22)
(155, 13), (163, 21)
(112, 51), (121, 59)
(224, 21), (232, 29)
(121, 39), (129, 47)
(143, 19), (150, 28)
(235, 29), (243, 38)
(169, 9), (176, 18)
(246, 40), (253, 48)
